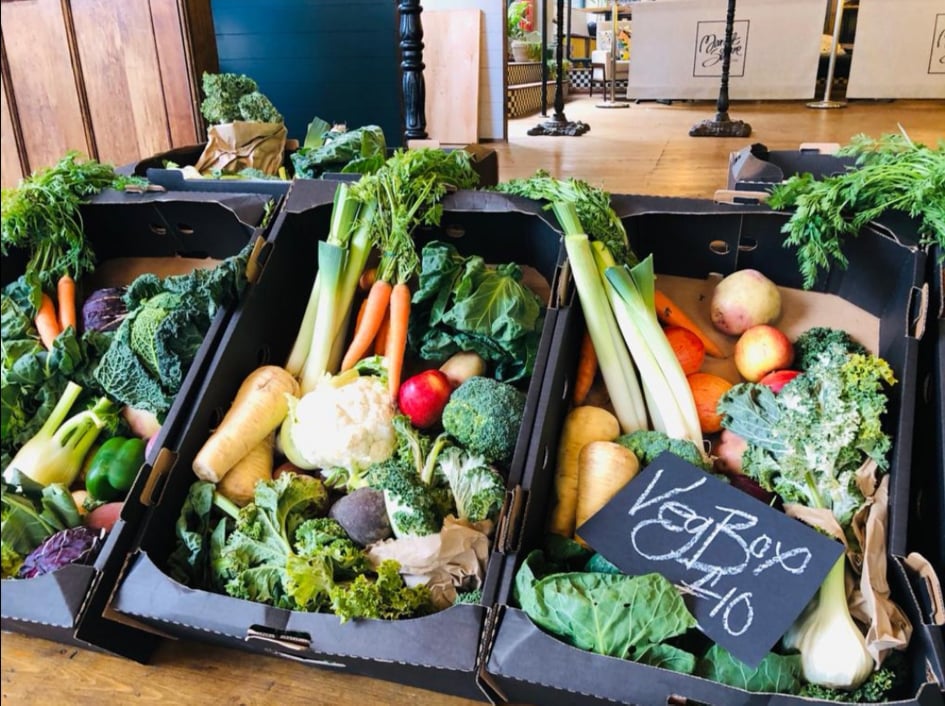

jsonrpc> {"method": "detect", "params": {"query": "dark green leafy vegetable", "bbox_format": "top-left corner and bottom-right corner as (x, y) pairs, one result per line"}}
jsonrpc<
(291, 121), (387, 178)
(695, 644), (803, 693)
(1, 476), (82, 578)
(799, 654), (906, 702)
(718, 338), (896, 528)
(200, 72), (282, 124)
(408, 241), (545, 381)
(767, 132), (945, 289)
(329, 558), (433, 622)
(93, 242), (251, 419)
(514, 549), (696, 669)
(1, 153), (141, 289)
(494, 170), (636, 267)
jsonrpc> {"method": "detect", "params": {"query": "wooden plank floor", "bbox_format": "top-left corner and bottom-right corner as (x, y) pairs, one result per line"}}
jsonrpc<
(2, 95), (943, 706)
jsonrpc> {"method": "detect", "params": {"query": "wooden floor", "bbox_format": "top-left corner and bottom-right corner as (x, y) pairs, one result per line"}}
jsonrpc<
(2, 95), (943, 706)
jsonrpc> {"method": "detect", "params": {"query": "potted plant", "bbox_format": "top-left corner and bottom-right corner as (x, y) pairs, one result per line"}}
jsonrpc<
(508, 1), (541, 63)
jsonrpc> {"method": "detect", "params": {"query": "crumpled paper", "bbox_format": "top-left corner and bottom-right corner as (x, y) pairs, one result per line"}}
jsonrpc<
(366, 516), (492, 610)
(784, 462), (911, 667)
(194, 120), (287, 176)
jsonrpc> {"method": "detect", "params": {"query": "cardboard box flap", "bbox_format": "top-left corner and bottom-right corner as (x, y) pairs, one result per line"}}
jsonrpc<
(1, 563), (95, 628)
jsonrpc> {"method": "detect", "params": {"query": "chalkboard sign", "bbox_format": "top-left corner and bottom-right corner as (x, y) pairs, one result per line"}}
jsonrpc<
(577, 452), (844, 667)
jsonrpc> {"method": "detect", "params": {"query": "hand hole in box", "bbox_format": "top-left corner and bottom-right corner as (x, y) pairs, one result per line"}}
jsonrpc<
(177, 223), (195, 236)
(176, 250), (209, 259)
(444, 225), (466, 239)
(149, 223), (168, 236)
(737, 237), (758, 252)
(541, 445), (550, 471)
(256, 345), (272, 365)
(560, 377), (570, 402)
(708, 240), (731, 256)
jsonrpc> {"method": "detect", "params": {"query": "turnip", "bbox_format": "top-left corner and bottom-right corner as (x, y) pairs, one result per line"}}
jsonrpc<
(710, 269), (782, 336)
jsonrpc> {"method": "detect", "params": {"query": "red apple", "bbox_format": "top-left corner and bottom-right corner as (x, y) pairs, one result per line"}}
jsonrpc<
(733, 325), (794, 382)
(758, 369), (801, 394)
(397, 369), (454, 428)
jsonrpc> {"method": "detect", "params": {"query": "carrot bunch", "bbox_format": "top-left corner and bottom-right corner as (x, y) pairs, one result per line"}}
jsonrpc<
(34, 274), (77, 349)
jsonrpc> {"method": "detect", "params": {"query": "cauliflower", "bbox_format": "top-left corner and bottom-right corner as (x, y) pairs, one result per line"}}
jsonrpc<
(279, 374), (396, 477)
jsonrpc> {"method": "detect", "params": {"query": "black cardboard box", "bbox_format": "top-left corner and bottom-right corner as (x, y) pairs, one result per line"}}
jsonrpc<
(110, 182), (566, 699)
(480, 196), (943, 706)
(132, 143), (499, 194)
(1, 189), (274, 661)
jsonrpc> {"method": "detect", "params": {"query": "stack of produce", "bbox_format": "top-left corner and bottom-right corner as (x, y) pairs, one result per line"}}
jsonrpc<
(1, 154), (252, 580)
(169, 148), (551, 620)
(497, 172), (914, 702)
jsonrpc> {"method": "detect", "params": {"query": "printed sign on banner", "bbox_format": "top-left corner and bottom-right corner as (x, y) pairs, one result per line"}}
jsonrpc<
(847, 0), (945, 98)
(693, 19), (749, 77)
(577, 452), (844, 667)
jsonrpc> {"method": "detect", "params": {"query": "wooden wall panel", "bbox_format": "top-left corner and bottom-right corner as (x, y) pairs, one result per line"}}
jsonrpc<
(151, 0), (202, 146)
(1, 62), (25, 188)
(70, 0), (171, 166)
(2, 0), (91, 172)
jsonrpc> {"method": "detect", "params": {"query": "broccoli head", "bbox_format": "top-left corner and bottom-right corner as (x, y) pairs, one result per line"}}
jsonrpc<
(793, 326), (868, 372)
(616, 429), (711, 471)
(441, 376), (526, 467)
(438, 447), (505, 523)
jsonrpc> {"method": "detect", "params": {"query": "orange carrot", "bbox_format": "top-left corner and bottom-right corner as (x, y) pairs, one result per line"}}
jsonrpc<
(572, 329), (597, 405)
(653, 289), (726, 358)
(35, 293), (61, 349)
(358, 267), (378, 292)
(385, 282), (411, 402)
(57, 274), (77, 331)
(353, 296), (369, 334)
(341, 280), (392, 371)
(374, 307), (391, 356)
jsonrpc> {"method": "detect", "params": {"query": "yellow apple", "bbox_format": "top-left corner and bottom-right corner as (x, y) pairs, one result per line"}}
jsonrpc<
(734, 325), (794, 382)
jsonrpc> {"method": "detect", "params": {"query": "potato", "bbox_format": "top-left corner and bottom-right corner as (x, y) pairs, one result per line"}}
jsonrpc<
(710, 269), (782, 336)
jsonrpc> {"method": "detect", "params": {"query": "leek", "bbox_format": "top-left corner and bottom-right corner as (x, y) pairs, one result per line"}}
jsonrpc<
(555, 203), (647, 432)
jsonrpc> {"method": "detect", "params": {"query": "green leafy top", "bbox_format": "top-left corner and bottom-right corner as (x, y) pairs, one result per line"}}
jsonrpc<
(200, 72), (283, 124)
(767, 131), (945, 289)
(494, 170), (636, 268)
(1, 153), (139, 289)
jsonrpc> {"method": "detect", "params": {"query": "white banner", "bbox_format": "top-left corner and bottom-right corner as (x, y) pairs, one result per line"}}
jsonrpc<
(847, 0), (945, 98)
(627, 0), (825, 100)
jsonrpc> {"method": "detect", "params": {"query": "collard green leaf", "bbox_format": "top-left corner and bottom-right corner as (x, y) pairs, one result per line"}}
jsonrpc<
(695, 644), (803, 694)
(515, 550), (696, 663)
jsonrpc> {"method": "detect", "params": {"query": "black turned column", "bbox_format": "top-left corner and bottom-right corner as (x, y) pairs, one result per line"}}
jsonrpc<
(399, 0), (427, 142)
(689, 0), (751, 137)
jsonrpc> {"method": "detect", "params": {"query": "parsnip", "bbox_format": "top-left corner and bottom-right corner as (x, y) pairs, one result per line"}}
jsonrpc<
(575, 440), (640, 545)
(547, 405), (620, 537)
(216, 433), (275, 506)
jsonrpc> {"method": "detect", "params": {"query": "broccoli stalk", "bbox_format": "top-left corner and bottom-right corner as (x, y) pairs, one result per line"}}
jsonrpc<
(3, 382), (116, 487)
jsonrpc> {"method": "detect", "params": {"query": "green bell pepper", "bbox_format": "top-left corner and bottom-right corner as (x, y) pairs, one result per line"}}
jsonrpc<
(84, 436), (146, 502)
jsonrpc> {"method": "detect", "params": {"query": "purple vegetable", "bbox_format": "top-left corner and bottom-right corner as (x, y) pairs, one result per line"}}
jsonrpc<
(17, 526), (102, 579)
(81, 287), (128, 333)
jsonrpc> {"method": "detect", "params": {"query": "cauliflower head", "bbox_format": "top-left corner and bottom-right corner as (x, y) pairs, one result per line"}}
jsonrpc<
(280, 375), (396, 474)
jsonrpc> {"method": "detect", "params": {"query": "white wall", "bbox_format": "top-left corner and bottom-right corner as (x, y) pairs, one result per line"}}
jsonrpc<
(422, 0), (505, 140)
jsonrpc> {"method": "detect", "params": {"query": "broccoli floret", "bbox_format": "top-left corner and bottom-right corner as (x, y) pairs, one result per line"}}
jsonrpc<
(237, 91), (283, 123)
(441, 377), (526, 467)
(372, 461), (441, 539)
(616, 429), (711, 471)
(793, 326), (868, 372)
(438, 447), (506, 523)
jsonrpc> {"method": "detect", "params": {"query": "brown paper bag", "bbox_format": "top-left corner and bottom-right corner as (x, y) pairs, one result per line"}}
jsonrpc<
(194, 120), (287, 176)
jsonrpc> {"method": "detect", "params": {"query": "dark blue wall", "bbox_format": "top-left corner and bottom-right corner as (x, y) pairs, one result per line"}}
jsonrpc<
(211, 0), (404, 147)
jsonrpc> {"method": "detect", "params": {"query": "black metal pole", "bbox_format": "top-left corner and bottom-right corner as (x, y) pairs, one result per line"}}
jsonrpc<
(399, 0), (427, 142)
(689, 0), (751, 137)
(528, 0), (590, 136)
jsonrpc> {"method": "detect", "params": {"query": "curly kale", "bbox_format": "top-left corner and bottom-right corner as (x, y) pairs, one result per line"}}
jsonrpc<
(718, 346), (896, 528)
(793, 326), (868, 372)
(200, 72), (282, 124)
(329, 559), (433, 623)
(616, 429), (712, 471)
(799, 655), (905, 702)
(441, 376), (526, 467)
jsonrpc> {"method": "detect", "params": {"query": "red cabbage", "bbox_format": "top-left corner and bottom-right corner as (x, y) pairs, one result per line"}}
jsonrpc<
(17, 526), (102, 578)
